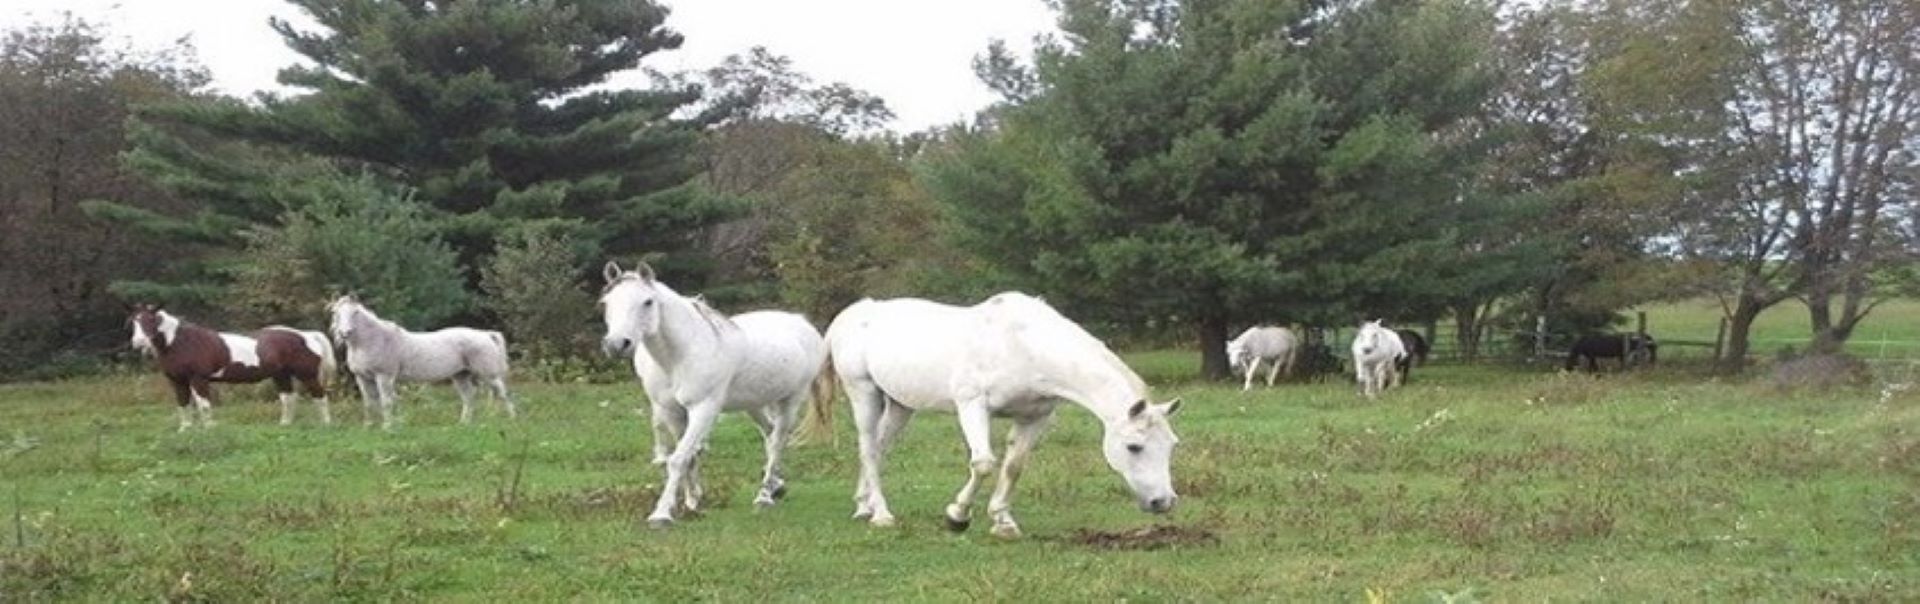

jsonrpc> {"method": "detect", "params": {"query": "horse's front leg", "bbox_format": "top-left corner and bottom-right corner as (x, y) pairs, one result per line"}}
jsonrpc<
(648, 400), (721, 529)
(169, 378), (193, 432)
(354, 373), (378, 428)
(944, 398), (997, 532)
(1241, 358), (1260, 391)
(374, 374), (399, 430)
(189, 378), (217, 428)
(987, 414), (1053, 539)
(275, 377), (297, 425)
(1266, 356), (1283, 387)
(649, 398), (679, 466)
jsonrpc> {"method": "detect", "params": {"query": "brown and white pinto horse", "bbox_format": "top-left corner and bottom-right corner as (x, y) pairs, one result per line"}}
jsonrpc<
(127, 304), (336, 430)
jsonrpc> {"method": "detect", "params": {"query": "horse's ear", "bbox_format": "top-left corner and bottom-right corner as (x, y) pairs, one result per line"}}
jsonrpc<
(1159, 398), (1183, 417)
(1129, 399), (1147, 418)
(603, 261), (623, 284)
(635, 261), (656, 282)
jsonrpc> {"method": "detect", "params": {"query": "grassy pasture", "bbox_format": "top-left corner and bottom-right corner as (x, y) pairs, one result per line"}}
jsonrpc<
(2, 357), (1918, 601)
(1640, 298), (1920, 361)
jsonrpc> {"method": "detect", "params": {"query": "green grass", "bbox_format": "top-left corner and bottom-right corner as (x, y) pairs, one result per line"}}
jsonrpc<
(3, 359), (1918, 601)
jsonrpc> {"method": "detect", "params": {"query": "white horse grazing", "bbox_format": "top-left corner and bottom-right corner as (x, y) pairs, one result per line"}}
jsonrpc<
(1228, 325), (1299, 391)
(598, 261), (832, 529)
(826, 292), (1182, 539)
(327, 295), (517, 429)
(1350, 320), (1407, 398)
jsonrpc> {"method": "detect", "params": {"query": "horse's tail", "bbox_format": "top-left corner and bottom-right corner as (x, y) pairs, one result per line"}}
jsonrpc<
(796, 351), (838, 446)
(311, 331), (337, 379)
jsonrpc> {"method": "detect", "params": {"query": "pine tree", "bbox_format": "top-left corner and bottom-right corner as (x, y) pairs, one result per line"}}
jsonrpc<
(90, 0), (727, 306)
(925, 0), (1499, 378)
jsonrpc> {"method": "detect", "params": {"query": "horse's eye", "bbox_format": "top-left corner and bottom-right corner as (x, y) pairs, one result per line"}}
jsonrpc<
(1126, 444), (1144, 454)
(642, 300), (654, 307)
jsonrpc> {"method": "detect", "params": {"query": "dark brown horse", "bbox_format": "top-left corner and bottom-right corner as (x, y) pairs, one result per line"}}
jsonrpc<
(127, 304), (336, 430)
(1564, 333), (1658, 372)
(1394, 329), (1430, 382)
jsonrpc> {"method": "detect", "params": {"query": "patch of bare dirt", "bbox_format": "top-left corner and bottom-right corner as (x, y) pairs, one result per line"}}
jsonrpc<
(1057, 525), (1219, 550)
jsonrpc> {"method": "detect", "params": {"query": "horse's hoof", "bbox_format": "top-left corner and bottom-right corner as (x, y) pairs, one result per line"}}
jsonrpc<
(770, 485), (788, 500)
(870, 515), (897, 528)
(754, 496), (776, 510)
(650, 457), (668, 466)
(647, 517), (674, 530)
(990, 524), (1023, 539)
(944, 515), (971, 533)
(852, 509), (873, 522)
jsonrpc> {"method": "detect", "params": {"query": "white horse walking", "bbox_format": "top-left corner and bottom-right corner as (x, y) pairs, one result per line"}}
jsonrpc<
(1351, 320), (1407, 398)
(598, 261), (832, 529)
(327, 295), (517, 429)
(825, 292), (1182, 539)
(1228, 325), (1299, 391)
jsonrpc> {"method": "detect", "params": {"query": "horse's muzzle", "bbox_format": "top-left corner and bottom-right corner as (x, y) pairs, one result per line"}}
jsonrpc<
(1142, 496), (1177, 514)
(602, 337), (631, 358)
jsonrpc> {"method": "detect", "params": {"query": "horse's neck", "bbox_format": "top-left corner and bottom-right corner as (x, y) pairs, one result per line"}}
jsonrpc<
(1040, 349), (1146, 423)
(641, 295), (724, 367)
(350, 311), (406, 351)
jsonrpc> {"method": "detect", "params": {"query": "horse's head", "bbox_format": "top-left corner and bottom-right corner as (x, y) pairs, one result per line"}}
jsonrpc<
(1354, 319), (1387, 356)
(326, 294), (364, 341)
(599, 260), (664, 357)
(1226, 338), (1248, 370)
(126, 303), (177, 356)
(1100, 398), (1183, 514)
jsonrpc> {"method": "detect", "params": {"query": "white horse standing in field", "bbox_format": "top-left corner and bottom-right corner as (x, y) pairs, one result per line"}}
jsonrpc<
(1351, 320), (1407, 398)
(1228, 325), (1299, 391)
(826, 292), (1182, 538)
(327, 295), (517, 429)
(598, 261), (832, 529)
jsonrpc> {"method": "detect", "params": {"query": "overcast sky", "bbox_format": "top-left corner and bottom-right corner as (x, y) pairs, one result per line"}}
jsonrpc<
(1, 0), (1058, 131)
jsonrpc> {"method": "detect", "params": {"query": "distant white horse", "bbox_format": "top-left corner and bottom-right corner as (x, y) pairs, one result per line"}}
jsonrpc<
(327, 295), (516, 429)
(826, 292), (1182, 539)
(1228, 325), (1299, 391)
(1350, 320), (1407, 398)
(598, 261), (832, 529)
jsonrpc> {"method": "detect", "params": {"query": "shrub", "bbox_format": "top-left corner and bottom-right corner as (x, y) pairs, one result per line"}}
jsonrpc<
(481, 226), (595, 362)
(225, 176), (469, 328)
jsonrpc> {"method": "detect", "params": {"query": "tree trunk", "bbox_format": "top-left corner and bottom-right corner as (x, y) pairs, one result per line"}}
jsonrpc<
(1197, 314), (1230, 380)
(1452, 304), (1481, 360)
(1719, 299), (1764, 374)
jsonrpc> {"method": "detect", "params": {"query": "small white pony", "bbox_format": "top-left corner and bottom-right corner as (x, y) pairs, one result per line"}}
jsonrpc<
(1350, 320), (1407, 398)
(826, 292), (1181, 539)
(327, 294), (517, 429)
(1227, 325), (1299, 391)
(598, 261), (832, 529)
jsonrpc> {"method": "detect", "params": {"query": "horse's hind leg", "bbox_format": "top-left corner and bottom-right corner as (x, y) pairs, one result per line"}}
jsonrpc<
(300, 374), (332, 426)
(847, 383), (896, 526)
(486, 376), (517, 419)
(1266, 357), (1283, 387)
(452, 375), (477, 424)
(748, 406), (788, 509)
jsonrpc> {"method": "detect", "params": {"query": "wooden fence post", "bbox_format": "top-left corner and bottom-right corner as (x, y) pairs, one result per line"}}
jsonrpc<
(1534, 315), (1547, 359)
(1636, 311), (1647, 336)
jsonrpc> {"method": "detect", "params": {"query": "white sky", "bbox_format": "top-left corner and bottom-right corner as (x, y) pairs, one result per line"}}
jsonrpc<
(0, 0), (1058, 132)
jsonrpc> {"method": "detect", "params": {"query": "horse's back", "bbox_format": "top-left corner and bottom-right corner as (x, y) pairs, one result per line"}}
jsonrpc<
(417, 326), (509, 377)
(1243, 326), (1297, 358)
(827, 297), (981, 408)
(727, 310), (826, 403)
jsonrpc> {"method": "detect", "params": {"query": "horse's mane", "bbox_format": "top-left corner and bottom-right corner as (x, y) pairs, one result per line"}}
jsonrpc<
(685, 294), (737, 335)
